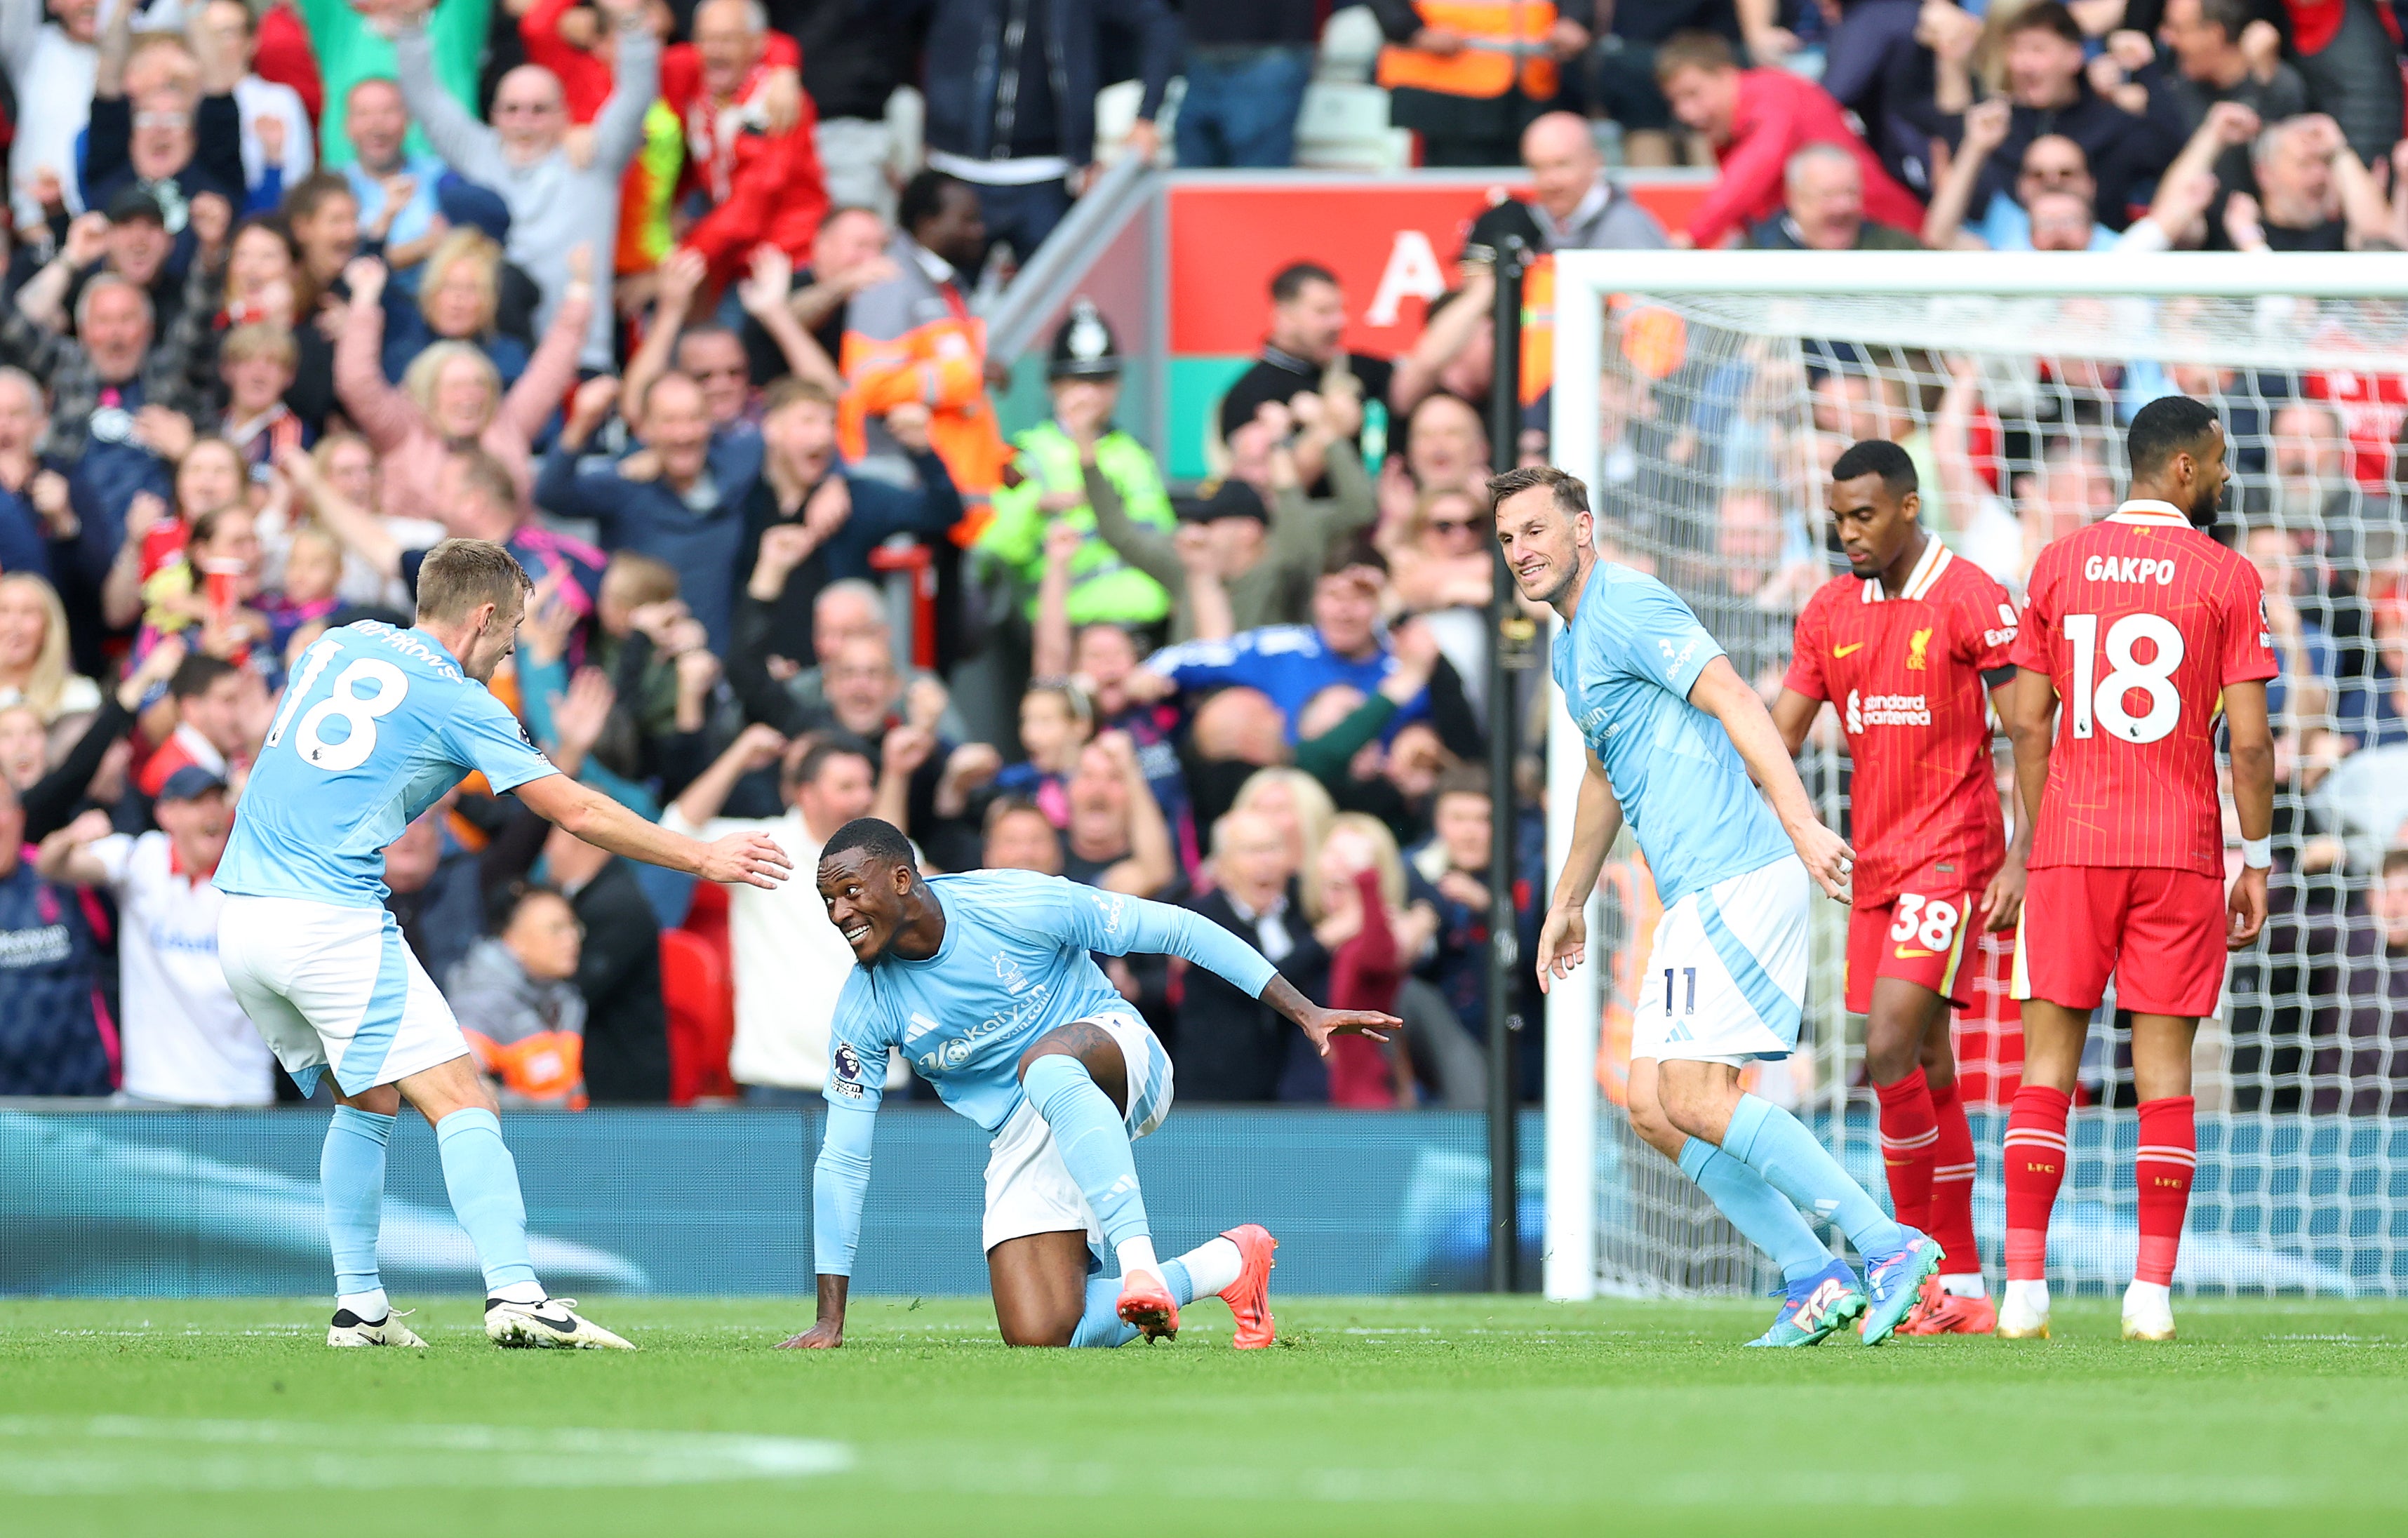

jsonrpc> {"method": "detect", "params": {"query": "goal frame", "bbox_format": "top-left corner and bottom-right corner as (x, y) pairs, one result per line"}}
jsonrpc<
(1540, 249), (2408, 1302)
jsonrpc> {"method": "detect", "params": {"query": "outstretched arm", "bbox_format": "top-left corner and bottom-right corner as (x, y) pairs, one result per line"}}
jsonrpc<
(784, 1099), (876, 1349)
(1689, 655), (1854, 900)
(514, 773), (791, 887)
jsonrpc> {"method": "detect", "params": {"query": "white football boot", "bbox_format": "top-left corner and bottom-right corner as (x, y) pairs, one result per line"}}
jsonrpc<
(2121, 1280), (2177, 1342)
(1997, 1279), (2052, 1339)
(484, 1297), (636, 1350)
(328, 1307), (428, 1348)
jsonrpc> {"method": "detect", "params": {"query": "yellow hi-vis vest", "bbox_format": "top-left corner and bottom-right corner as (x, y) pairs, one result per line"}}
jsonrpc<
(1377, 1), (1560, 100)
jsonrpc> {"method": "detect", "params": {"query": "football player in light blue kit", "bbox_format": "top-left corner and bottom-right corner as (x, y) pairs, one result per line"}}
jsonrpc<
(784, 817), (1398, 1351)
(216, 540), (791, 1350)
(1497, 466), (1944, 1346)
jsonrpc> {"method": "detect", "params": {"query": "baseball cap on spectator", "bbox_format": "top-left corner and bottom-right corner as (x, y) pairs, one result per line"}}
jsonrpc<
(106, 187), (168, 227)
(156, 765), (227, 803)
(1179, 479), (1269, 526)
(1049, 299), (1121, 380)
(436, 173), (511, 246)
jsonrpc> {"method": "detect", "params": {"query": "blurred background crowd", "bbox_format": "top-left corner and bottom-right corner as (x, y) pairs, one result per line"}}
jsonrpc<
(0, 0), (2403, 1119)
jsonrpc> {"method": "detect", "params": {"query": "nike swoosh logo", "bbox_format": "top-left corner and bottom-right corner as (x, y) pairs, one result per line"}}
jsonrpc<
(1894, 947), (1937, 959)
(1833, 643), (1866, 657)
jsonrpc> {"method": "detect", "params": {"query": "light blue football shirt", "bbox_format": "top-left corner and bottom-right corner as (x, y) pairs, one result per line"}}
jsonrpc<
(217, 622), (558, 907)
(1551, 563), (1793, 907)
(824, 869), (1277, 1133)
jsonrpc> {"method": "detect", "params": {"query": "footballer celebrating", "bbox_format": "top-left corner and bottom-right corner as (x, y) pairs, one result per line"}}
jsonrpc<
(784, 818), (1397, 1351)
(1772, 441), (2026, 1335)
(1509, 464), (1943, 1348)
(2000, 397), (2276, 1342)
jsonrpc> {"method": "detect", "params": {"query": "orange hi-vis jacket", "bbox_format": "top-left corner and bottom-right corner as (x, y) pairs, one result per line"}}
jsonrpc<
(1377, 1), (1559, 100)
(838, 234), (1012, 539)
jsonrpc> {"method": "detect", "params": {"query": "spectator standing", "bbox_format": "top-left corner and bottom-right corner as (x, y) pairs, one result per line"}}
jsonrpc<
(1176, 1), (1317, 168)
(2152, 0), (2308, 168)
(1922, 109), (2122, 250)
(199, 0), (314, 196)
(979, 302), (1177, 630)
(1177, 806), (1329, 1101)
(1518, 110), (1668, 250)
(1749, 142), (1922, 250)
(839, 171), (1010, 500)
(663, 730), (879, 1102)
(1, 0), (131, 228)
(516, 0), (690, 286)
(39, 768), (275, 1106)
(0, 378), (113, 652)
(2225, 113), (2393, 253)
(2280, 0), (2404, 165)
(907, 0), (1182, 265)
(84, 6), (247, 236)
(389, 0), (659, 370)
(1654, 29), (1925, 249)
(540, 370), (764, 655)
(1215, 262), (1392, 489)
(538, 824), (667, 1104)
(1367, 0), (1592, 167)
(449, 884), (590, 1110)
(662, 0), (832, 289)
(1309, 812), (1413, 1107)
(0, 779), (107, 1097)
(339, 76), (451, 282)
(740, 204), (892, 389)
(136, 650), (253, 796)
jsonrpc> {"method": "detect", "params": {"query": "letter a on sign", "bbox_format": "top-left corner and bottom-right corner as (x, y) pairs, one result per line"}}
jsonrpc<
(1367, 230), (1446, 327)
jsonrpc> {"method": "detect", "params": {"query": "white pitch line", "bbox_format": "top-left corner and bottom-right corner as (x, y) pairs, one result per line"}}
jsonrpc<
(0, 1419), (850, 1495)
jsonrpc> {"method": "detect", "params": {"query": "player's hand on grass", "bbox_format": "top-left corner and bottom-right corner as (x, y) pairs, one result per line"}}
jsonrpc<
(777, 1319), (843, 1349)
(2227, 864), (2268, 949)
(700, 829), (791, 890)
(1791, 820), (1854, 904)
(1979, 850), (2027, 932)
(1535, 901), (1585, 993)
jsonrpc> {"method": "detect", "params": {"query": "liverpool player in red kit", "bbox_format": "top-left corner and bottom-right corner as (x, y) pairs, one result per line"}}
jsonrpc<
(1774, 441), (2026, 1335)
(2000, 396), (2276, 1342)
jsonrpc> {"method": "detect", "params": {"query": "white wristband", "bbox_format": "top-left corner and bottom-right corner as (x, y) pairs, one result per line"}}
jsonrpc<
(2240, 836), (2273, 870)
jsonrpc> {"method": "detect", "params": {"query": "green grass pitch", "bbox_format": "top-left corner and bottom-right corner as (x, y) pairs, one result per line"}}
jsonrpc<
(6, 1295), (2407, 1537)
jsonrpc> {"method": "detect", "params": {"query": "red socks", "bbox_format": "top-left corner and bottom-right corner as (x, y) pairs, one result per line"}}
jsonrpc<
(2002, 1085), (2072, 1282)
(1927, 1075), (1980, 1273)
(1874, 1067), (1939, 1231)
(2134, 1096), (2198, 1288)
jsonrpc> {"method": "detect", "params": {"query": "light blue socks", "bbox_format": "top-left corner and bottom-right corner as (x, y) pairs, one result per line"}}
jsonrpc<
(1723, 1094), (1910, 1257)
(1678, 1135), (1834, 1286)
(434, 1108), (541, 1296)
(1069, 1277), (1140, 1348)
(1022, 1055), (1151, 1259)
(323, 1106), (393, 1315)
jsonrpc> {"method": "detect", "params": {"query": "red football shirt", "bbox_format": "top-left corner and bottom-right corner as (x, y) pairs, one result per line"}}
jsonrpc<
(1786, 540), (2020, 907)
(2011, 501), (2277, 874)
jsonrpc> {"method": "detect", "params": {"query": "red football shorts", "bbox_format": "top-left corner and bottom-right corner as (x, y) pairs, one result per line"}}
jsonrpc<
(2013, 865), (2228, 1018)
(1845, 889), (1978, 1015)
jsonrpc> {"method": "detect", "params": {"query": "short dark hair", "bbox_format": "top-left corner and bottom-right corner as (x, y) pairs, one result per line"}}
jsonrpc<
(1486, 463), (1590, 520)
(1653, 29), (1737, 82)
(2197, 0), (2254, 42)
(169, 653), (238, 702)
(791, 735), (875, 789)
(983, 795), (1055, 836)
(486, 878), (568, 937)
(1321, 537), (1388, 580)
(897, 170), (967, 236)
(1831, 439), (1918, 499)
(1270, 262), (1337, 305)
(2003, 1), (2084, 45)
(2127, 395), (2223, 481)
(283, 172), (356, 225)
(822, 816), (917, 872)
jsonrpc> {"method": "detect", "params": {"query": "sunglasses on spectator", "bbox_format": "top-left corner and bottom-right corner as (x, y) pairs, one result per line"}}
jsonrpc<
(685, 365), (749, 381)
(133, 111), (191, 131)
(1426, 516), (1478, 535)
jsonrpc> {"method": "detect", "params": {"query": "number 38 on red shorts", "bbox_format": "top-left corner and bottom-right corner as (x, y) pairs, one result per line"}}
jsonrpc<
(1844, 885), (1979, 1015)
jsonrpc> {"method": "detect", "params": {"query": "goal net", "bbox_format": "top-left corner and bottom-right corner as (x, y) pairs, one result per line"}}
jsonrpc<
(1540, 250), (2408, 1302)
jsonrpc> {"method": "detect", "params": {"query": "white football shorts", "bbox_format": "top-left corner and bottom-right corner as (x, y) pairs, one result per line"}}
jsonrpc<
(982, 1011), (1175, 1255)
(1632, 855), (1811, 1067)
(217, 894), (471, 1097)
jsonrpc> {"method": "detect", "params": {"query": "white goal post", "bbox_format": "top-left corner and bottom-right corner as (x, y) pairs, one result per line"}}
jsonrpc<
(1541, 250), (2408, 1303)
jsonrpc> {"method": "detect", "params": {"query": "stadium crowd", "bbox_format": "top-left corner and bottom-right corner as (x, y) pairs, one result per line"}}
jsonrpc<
(0, 0), (2402, 1121)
